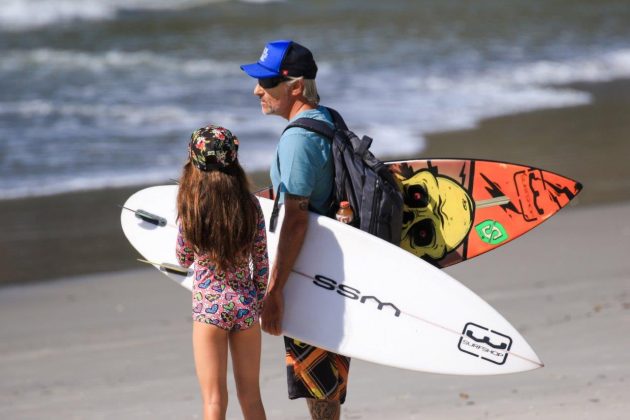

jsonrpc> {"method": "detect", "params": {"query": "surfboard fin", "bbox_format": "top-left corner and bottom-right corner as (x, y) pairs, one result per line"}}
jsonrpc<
(120, 206), (167, 227)
(137, 259), (190, 276)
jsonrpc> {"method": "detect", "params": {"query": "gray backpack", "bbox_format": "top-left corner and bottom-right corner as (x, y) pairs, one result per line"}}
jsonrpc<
(278, 107), (403, 245)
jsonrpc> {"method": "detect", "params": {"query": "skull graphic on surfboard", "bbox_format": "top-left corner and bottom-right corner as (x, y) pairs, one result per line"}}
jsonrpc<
(388, 159), (582, 268)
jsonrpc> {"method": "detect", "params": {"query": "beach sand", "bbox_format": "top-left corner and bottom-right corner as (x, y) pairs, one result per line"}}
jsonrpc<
(1, 201), (628, 419)
(1, 79), (629, 418)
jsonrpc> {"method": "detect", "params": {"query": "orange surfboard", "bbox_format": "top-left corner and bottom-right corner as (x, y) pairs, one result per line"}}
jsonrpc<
(388, 159), (582, 268)
(257, 158), (582, 269)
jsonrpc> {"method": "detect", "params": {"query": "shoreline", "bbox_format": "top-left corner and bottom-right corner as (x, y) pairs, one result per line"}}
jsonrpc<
(1, 78), (629, 285)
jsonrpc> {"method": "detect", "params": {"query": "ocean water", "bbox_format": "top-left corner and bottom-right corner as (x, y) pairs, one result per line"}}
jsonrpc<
(1, 0), (630, 199)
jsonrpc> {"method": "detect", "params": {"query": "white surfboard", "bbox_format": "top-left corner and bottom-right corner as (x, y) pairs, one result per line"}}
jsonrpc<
(121, 185), (543, 375)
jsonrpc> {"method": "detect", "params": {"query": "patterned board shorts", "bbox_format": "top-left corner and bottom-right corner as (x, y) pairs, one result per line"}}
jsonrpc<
(284, 337), (351, 404)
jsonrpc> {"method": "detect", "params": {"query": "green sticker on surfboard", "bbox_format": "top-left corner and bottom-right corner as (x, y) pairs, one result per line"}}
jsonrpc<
(475, 220), (508, 245)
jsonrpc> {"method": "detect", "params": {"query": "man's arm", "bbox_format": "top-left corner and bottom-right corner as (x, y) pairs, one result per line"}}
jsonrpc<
(261, 193), (309, 336)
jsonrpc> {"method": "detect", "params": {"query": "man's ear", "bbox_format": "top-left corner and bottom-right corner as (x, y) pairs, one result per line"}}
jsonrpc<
(287, 79), (304, 98)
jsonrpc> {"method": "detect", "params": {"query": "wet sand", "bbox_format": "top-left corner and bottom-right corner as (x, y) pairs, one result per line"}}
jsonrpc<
(1, 78), (629, 418)
(0, 173), (271, 285)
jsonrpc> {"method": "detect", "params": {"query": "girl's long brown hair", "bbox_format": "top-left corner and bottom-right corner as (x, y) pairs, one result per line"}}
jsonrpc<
(176, 161), (258, 271)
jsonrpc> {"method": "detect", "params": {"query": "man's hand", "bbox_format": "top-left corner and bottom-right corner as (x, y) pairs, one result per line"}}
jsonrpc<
(261, 289), (284, 335)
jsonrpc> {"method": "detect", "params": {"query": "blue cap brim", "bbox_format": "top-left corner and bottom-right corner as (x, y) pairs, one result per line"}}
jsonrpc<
(240, 62), (280, 78)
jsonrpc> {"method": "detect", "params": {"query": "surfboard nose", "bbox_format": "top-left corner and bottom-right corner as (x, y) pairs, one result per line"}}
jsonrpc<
(503, 334), (544, 373)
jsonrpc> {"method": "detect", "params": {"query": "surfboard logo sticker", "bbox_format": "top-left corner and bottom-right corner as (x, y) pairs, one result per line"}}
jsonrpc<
(312, 274), (401, 317)
(458, 322), (513, 365)
(475, 220), (508, 245)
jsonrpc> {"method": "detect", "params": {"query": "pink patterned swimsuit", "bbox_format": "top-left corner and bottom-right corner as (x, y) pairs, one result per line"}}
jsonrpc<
(176, 197), (268, 331)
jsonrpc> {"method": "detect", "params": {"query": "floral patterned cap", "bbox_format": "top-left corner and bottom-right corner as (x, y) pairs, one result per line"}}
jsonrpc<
(188, 125), (239, 171)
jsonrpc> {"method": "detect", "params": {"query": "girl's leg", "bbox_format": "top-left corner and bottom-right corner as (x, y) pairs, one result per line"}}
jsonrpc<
(229, 323), (266, 420)
(193, 321), (230, 420)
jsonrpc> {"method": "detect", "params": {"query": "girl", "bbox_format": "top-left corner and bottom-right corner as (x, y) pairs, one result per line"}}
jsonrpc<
(176, 125), (268, 420)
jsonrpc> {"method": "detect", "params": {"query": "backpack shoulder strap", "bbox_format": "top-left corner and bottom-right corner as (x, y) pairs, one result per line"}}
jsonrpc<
(282, 106), (348, 139)
(283, 117), (335, 140)
(324, 107), (348, 130)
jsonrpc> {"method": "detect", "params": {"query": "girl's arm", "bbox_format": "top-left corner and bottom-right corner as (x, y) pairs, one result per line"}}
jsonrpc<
(252, 202), (269, 301)
(176, 224), (195, 268)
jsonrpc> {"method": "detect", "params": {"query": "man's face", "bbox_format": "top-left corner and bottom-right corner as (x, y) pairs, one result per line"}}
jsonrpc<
(254, 82), (291, 117)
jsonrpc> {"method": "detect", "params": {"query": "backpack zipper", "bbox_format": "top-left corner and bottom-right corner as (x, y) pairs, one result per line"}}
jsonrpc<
(369, 178), (382, 234)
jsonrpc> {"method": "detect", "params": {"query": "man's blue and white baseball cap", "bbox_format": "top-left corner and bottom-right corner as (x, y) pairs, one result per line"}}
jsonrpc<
(240, 40), (318, 79)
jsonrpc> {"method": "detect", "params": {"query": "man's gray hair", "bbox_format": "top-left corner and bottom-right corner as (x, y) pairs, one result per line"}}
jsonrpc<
(288, 76), (320, 105)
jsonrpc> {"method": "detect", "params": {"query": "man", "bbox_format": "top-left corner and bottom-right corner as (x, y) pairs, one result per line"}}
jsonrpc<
(241, 40), (348, 420)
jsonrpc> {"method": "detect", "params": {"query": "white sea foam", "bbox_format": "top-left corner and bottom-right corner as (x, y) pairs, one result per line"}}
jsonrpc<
(327, 48), (630, 141)
(0, 49), (240, 76)
(0, 99), (207, 127)
(0, 170), (179, 200)
(493, 49), (630, 86)
(0, 0), (285, 31)
(0, 0), (215, 31)
(2, 47), (630, 200)
(0, 148), (277, 200)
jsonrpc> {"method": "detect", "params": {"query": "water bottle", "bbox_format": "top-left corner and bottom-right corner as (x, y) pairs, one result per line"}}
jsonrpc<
(335, 201), (354, 224)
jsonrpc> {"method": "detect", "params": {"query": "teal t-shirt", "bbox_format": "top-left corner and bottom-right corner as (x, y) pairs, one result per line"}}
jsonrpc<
(270, 106), (334, 215)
